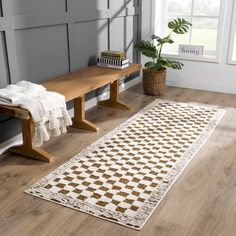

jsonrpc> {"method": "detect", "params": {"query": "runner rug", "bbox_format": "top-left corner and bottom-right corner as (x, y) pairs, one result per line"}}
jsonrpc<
(25, 100), (225, 230)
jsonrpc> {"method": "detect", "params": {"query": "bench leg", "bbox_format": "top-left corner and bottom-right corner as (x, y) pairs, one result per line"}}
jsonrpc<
(72, 96), (99, 132)
(98, 80), (130, 111)
(9, 119), (54, 162)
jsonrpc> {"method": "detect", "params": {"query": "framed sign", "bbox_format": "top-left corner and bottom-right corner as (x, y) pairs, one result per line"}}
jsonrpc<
(179, 44), (204, 58)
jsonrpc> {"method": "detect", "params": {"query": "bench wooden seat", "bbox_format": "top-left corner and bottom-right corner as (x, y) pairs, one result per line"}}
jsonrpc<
(0, 63), (141, 162)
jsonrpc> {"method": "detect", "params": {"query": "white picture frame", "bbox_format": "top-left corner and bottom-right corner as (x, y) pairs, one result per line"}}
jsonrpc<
(179, 44), (204, 58)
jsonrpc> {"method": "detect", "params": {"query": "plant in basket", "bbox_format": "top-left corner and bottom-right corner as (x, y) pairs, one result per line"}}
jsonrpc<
(135, 18), (192, 95)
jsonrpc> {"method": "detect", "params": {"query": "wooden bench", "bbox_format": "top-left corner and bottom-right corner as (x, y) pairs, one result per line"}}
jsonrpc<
(0, 63), (141, 162)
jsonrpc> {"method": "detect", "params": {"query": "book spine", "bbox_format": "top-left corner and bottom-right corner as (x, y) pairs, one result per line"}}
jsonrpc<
(101, 51), (125, 56)
(97, 57), (130, 66)
(101, 53), (125, 59)
(97, 63), (129, 70)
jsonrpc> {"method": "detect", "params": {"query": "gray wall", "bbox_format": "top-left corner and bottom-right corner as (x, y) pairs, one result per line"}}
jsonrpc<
(0, 0), (141, 143)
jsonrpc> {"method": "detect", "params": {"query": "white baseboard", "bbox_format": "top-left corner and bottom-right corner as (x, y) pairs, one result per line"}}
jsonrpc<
(167, 79), (236, 95)
(0, 77), (141, 155)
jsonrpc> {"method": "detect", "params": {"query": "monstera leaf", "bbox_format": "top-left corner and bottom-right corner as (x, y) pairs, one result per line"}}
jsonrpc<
(144, 61), (163, 71)
(164, 59), (184, 70)
(144, 61), (156, 68)
(152, 35), (174, 46)
(145, 59), (184, 71)
(168, 18), (192, 34)
(134, 40), (157, 58)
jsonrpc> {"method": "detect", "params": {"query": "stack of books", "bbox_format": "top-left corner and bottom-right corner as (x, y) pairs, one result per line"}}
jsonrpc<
(97, 50), (130, 69)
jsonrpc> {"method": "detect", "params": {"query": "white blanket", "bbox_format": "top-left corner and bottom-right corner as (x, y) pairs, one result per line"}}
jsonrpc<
(0, 81), (46, 104)
(0, 81), (72, 147)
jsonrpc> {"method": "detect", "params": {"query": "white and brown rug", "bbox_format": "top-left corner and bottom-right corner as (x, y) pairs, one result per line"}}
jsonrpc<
(25, 100), (225, 230)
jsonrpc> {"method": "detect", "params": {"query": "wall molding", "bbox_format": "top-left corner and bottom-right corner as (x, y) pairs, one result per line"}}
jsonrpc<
(0, 0), (141, 82)
(2, 0), (20, 83)
(13, 8), (140, 30)
(0, 17), (6, 30)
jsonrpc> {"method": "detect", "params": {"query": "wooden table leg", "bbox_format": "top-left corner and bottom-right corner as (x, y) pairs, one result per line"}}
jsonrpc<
(72, 96), (99, 132)
(10, 118), (54, 162)
(98, 80), (130, 111)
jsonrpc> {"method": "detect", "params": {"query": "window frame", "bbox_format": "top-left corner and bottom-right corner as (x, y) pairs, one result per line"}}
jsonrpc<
(228, 0), (236, 64)
(153, 0), (226, 63)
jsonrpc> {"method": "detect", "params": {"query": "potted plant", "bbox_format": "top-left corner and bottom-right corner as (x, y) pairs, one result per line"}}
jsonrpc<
(135, 18), (192, 96)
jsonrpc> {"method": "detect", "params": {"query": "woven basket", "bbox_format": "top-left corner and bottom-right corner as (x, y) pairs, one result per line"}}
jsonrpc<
(142, 68), (167, 96)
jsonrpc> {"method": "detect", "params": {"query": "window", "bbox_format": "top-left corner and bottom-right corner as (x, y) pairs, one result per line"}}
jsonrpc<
(154, 0), (223, 59)
(228, 0), (236, 64)
(233, 34), (236, 61)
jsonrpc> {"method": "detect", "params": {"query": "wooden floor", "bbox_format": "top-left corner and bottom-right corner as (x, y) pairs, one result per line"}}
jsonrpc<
(0, 84), (236, 236)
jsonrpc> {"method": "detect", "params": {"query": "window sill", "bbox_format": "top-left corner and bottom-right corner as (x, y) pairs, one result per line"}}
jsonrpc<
(227, 59), (236, 65)
(161, 53), (219, 63)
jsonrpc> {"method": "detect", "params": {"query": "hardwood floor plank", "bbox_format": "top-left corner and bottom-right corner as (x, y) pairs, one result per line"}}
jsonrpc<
(0, 84), (236, 236)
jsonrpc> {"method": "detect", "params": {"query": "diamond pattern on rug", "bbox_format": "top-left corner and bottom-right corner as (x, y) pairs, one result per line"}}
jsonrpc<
(25, 100), (225, 230)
